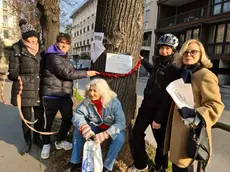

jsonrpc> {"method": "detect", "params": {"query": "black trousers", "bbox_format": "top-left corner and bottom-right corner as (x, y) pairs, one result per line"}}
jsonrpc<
(172, 164), (194, 172)
(21, 105), (44, 142)
(132, 106), (168, 170)
(42, 97), (73, 144)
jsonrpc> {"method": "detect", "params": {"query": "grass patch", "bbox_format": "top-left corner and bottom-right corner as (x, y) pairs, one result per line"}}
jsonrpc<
(146, 141), (172, 172)
(73, 89), (84, 101)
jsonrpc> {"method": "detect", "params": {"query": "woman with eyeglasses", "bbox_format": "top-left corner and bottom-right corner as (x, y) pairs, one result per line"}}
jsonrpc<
(164, 39), (224, 172)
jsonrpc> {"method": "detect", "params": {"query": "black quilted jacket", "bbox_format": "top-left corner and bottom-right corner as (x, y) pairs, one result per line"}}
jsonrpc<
(40, 45), (87, 97)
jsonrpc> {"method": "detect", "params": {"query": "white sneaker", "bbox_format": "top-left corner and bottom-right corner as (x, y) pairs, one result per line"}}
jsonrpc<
(55, 141), (72, 150)
(41, 144), (51, 159)
(127, 165), (148, 172)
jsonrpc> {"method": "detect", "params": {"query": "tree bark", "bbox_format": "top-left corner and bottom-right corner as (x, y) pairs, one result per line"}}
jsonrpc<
(92, 0), (144, 167)
(37, 0), (60, 49)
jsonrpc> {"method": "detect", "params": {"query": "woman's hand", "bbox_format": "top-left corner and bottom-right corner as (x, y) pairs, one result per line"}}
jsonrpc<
(94, 131), (109, 144)
(139, 55), (144, 60)
(178, 107), (197, 119)
(81, 125), (95, 140)
(152, 121), (161, 129)
(87, 70), (99, 76)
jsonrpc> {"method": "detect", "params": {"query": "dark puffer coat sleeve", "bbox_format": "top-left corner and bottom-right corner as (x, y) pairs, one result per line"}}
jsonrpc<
(141, 58), (154, 74)
(8, 48), (19, 81)
(51, 55), (87, 80)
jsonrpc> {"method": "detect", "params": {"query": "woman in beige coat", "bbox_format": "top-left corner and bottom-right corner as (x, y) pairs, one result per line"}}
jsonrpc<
(164, 39), (224, 172)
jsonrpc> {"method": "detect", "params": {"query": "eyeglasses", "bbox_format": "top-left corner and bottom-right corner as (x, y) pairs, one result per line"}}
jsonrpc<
(183, 50), (200, 56)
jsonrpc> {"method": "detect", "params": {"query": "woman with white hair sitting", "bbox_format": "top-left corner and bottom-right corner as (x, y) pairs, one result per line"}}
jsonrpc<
(67, 78), (126, 172)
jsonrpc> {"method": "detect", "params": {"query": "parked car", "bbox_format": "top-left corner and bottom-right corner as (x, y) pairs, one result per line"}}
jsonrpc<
(69, 58), (77, 69)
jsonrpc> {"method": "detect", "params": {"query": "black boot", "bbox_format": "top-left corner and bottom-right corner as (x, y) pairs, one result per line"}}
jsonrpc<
(20, 139), (32, 155)
(33, 133), (43, 148)
(65, 162), (81, 172)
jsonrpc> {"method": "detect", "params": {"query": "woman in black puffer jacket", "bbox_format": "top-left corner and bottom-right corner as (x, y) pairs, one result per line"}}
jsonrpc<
(8, 19), (43, 155)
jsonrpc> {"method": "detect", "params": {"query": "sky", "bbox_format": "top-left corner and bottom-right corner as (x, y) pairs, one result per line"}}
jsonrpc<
(60, 0), (86, 31)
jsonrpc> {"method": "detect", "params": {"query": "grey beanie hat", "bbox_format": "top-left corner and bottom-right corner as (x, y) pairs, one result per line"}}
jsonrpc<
(19, 19), (38, 39)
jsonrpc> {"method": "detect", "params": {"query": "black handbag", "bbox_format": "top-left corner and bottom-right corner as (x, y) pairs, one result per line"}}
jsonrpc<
(187, 117), (210, 170)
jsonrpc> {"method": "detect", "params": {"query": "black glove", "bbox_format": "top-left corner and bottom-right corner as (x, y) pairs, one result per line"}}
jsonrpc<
(178, 107), (197, 119)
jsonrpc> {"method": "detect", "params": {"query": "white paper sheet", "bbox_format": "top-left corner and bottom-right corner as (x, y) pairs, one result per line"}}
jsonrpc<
(91, 32), (106, 63)
(166, 78), (200, 125)
(105, 53), (132, 74)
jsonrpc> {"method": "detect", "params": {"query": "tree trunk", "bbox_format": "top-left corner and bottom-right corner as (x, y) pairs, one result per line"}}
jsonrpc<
(92, 0), (144, 168)
(37, 0), (60, 49)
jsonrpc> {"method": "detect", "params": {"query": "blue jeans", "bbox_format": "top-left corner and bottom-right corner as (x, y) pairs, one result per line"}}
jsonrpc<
(70, 125), (125, 171)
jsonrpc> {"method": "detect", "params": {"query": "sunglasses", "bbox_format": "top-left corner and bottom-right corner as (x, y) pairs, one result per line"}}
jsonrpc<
(183, 50), (200, 56)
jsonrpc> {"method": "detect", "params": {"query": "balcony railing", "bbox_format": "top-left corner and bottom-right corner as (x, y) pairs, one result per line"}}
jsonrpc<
(158, 3), (229, 29)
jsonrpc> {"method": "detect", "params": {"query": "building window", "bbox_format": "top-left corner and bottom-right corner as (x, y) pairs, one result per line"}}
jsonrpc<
(226, 23), (230, 42)
(223, 1), (230, 13)
(83, 28), (86, 33)
(193, 28), (200, 39)
(3, 15), (8, 24)
(77, 31), (79, 36)
(92, 23), (94, 30)
(186, 30), (192, 40)
(4, 30), (9, 39)
(2, 15), (8, 27)
(178, 33), (185, 48)
(80, 29), (82, 34)
(74, 32), (76, 37)
(77, 42), (79, 47)
(83, 40), (85, 45)
(213, 0), (230, 15)
(145, 9), (150, 23)
(74, 43), (76, 48)
(208, 22), (230, 55)
(87, 39), (89, 44)
(80, 41), (82, 46)
(142, 32), (151, 46)
(208, 25), (216, 43)
(87, 26), (90, 31)
(3, 0), (7, 8)
(216, 24), (225, 43)
(185, 28), (200, 41)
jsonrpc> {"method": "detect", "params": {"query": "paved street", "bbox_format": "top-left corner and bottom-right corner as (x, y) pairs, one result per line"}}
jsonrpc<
(0, 81), (47, 172)
(0, 78), (230, 171)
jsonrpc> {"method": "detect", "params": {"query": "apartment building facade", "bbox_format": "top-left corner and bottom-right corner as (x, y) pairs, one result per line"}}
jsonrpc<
(0, 0), (19, 46)
(70, 0), (97, 59)
(140, 0), (158, 76)
(156, 0), (230, 85)
(0, 0), (19, 69)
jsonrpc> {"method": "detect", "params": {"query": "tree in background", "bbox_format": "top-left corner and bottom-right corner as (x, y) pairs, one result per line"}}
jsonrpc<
(92, 0), (144, 166)
(37, 0), (60, 49)
(37, 0), (81, 49)
(6, 0), (40, 31)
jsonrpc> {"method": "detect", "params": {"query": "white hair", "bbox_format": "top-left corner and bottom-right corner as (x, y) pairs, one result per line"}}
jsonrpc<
(86, 78), (117, 106)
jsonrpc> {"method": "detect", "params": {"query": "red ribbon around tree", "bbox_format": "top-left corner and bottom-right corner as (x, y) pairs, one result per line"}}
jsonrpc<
(98, 59), (141, 78)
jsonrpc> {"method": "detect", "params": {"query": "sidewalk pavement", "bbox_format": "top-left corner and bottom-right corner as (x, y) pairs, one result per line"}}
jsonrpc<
(0, 81), (47, 172)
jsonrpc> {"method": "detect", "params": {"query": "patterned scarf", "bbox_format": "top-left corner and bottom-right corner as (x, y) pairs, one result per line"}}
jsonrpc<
(22, 39), (39, 56)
